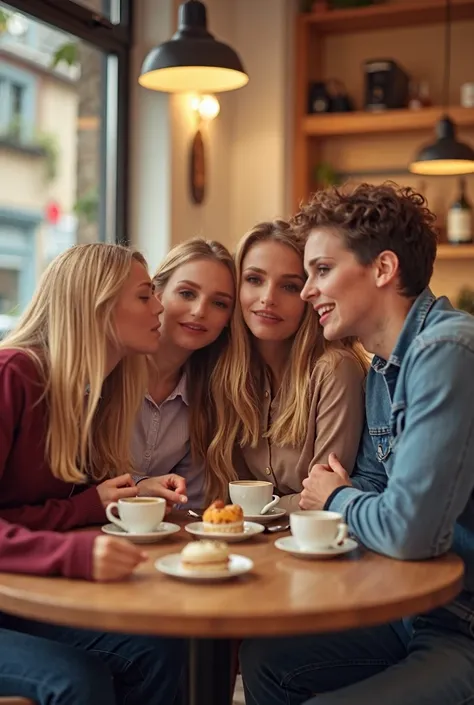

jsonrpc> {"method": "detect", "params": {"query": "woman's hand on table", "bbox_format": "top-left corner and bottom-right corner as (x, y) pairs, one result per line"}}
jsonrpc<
(96, 474), (138, 509)
(137, 474), (188, 513)
(92, 535), (148, 582)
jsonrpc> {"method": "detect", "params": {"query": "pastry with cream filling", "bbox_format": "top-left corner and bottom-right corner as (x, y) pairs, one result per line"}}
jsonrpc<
(180, 540), (230, 572)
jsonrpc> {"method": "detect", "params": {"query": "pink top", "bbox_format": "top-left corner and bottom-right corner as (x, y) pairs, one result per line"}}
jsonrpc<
(0, 349), (106, 580)
(132, 372), (205, 508)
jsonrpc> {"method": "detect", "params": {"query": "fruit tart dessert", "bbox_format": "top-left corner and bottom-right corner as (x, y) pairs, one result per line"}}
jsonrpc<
(202, 500), (244, 534)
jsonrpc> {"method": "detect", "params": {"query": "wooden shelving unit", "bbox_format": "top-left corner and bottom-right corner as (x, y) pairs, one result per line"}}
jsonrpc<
(437, 244), (474, 260)
(302, 106), (474, 137)
(293, 0), (474, 205)
(301, 0), (474, 33)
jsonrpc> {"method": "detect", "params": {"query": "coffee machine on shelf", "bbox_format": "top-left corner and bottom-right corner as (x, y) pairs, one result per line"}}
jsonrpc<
(363, 59), (410, 111)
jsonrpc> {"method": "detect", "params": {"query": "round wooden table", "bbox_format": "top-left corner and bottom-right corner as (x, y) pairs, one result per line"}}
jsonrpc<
(0, 521), (464, 705)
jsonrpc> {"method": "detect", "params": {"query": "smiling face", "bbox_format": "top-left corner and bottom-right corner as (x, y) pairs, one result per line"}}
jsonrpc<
(157, 257), (235, 352)
(113, 259), (163, 354)
(301, 227), (376, 342)
(239, 240), (307, 343)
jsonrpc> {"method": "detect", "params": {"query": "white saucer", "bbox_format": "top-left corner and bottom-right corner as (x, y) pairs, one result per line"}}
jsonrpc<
(101, 522), (180, 544)
(155, 553), (254, 582)
(185, 521), (264, 542)
(243, 507), (287, 525)
(275, 536), (358, 560)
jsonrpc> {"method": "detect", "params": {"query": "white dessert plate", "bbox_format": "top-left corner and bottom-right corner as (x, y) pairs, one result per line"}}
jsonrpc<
(243, 507), (287, 525)
(101, 522), (180, 544)
(155, 553), (254, 582)
(274, 536), (358, 560)
(185, 521), (264, 542)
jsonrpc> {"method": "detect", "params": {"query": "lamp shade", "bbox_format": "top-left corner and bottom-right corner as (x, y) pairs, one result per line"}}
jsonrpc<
(138, 1), (249, 94)
(409, 116), (474, 175)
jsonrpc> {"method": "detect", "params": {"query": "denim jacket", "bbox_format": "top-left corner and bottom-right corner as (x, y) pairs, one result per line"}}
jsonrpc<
(327, 288), (474, 618)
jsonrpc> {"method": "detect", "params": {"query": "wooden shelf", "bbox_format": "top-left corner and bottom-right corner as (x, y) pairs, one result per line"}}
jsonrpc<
(437, 244), (474, 260)
(303, 106), (474, 137)
(301, 0), (474, 34)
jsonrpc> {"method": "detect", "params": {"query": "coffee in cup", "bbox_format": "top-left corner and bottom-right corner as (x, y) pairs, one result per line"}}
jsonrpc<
(290, 510), (348, 551)
(229, 480), (280, 515)
(106, 496), (166, 533)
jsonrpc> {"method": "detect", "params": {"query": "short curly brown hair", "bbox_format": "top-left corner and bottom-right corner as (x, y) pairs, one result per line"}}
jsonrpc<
(292, 182), (438, 298)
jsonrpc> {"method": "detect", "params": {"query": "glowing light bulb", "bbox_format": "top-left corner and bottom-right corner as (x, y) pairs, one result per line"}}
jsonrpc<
(191, 94), (220, 121)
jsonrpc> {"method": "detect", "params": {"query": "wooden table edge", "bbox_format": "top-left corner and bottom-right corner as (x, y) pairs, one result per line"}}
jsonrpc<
(0, 570), (464, 638)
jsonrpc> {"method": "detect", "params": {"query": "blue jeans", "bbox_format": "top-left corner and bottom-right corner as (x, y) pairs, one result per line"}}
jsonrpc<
(1, 615), (184, 705)
(0, 627), (116, 705)
(240, 608), (474, 705)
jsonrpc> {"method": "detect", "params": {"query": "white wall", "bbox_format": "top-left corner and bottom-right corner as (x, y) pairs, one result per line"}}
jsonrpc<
(170, 0), (237, 249)
(130, 0), (293, 263)
(229, 0), (294, 245)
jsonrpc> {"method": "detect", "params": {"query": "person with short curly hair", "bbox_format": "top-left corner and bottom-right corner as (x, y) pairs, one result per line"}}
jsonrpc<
(292, 181), (437, 298)
(240, 182), (474, 705)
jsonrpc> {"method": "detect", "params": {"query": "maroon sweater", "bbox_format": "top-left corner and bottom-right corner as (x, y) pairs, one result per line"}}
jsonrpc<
(0, 349), (107, 579)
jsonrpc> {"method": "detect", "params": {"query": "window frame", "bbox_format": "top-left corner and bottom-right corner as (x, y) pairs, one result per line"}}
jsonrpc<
(2, 0), (133, 244)
(0, 63), (37, 142)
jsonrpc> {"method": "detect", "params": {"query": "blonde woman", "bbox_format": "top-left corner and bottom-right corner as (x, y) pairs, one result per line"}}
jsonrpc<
(133, 238), (236, 507)
(209, 220), (367, 512)
(0, 243), (183, 705)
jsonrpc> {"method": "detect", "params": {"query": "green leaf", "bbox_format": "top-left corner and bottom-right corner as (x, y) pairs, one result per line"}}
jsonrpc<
(51, 41), (78, 69)
(313, 161), (341, 188)
(74, 189), (99, 225)
(0, 9), (11, 34)
(457, 287), (474, 316)
(36, 132), (60, 182)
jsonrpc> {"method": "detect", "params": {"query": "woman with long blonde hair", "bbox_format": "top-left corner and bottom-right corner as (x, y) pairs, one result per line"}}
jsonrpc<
(133, 238), (236, 507)
(208, 220), (368, 512)
(0, 243), (183, 705)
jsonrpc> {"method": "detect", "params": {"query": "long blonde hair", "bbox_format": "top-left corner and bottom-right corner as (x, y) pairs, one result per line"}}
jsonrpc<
(0, 243), (149, 484)
(152, 238), (236, 504)
(208, 220), (367, 478)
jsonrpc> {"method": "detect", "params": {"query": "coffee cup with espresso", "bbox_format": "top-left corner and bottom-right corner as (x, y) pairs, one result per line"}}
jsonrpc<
(229, 480), (280, 515)
(106, 497), (166, 533)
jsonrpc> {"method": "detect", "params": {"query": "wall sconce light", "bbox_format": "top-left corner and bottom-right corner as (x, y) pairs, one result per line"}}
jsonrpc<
(189, 94), (220, 205)
(191, 94), (220, 122)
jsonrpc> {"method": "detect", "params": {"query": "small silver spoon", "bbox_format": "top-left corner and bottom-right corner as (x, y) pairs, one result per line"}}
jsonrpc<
(187, 509), (202, 519)
(265, 523), (290, 533)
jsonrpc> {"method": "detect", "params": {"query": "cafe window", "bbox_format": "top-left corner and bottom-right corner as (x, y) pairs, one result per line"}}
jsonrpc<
(0, 0), (131, 329)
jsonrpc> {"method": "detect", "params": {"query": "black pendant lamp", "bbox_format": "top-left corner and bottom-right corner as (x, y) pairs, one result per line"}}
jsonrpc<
(138, 0), (249, 94)
(409, 0), (474, 175)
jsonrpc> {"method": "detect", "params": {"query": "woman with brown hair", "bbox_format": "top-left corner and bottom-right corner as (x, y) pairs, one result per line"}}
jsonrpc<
(208, 220), (368, 512)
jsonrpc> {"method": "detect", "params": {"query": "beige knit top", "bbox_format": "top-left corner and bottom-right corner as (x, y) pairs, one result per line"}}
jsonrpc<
(233, 349), (366, 512)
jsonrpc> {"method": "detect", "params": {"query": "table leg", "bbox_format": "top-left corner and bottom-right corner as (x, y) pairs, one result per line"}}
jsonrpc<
(187, 637), (233, 705)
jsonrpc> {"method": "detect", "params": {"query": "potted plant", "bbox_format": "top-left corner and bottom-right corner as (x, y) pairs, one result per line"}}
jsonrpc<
(457, 288), (474, 316)
(313, 161), (341, 189)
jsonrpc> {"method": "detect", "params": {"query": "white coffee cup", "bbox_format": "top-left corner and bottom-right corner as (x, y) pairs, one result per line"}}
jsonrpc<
(290, 510), (348, 551)
(106, 497), (166, 533)
(229, 480), (280, 515)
